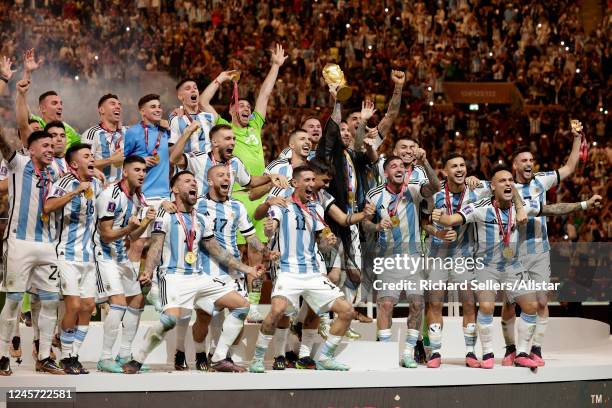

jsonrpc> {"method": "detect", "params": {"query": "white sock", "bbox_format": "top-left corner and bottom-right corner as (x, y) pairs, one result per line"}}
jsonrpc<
(253, 331), (273, 359)
(0, 295), (23, 357)
(477, 312), (494, 355)
(118, 307), (143, 359)
(37, 298), (59, 360)
(72, 325), (89, 356)
(133, 314), (175, 363)
(273, 328), (289, 358)
(403, 329), (419, 358)
(516, 313), (537, 355)
(60, 328), (75, 360)
(532, 315), (548, 348)
(318, 333), (342, 361)
(377, 328), (392, 342)
(501, 317), (516, 347)
(30, 294), (41, 341)
(208, 312), (225, 357)
(428, 324), (443, 353)
(174, 312), (191, 352)
(463, 323), (477, 354)
(299, 329), (318, 358)
(101, 304), (126, 360)
(211, 309), (246, 363)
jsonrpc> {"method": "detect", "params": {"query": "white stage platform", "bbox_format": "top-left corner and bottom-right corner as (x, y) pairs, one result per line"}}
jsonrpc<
(4, 317), (611, 392)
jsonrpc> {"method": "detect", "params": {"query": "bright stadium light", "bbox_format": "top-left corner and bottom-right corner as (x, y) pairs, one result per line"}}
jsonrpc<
(346, 23), (350, 28)
(537, 23), (542, 28)
(593, 141), (598, 146)
(74, 75), (79, 81)
(368, 45), (372, 50)
(576, 68), (580, 73)
(126, 27), (130, 32)
(605, 110), (609, 115)
(385, 7), (389, 12)
(429, 101), (434, 106)
(560, 41), (565, 46)
(565, 47), (569, 51)
(455, 131), (460, 136)
(427, 86), (432, 91)
(94, 55), (99, 60)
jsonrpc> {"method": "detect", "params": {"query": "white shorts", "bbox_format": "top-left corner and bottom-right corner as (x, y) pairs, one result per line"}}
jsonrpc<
(96, 260), (141, 298)
(142, 197), (167, 238)
(58, 260), (97, 298)
(375, 254), (424, 301)
(271, 273), (344, 316)
(522, 252), (551, 285)
(475, 267), (533, 303)
(426, 258), (476, 284)
(159, 273), (232, 315)
(2, 238), (59, 293)
(215, 274), (247, 298)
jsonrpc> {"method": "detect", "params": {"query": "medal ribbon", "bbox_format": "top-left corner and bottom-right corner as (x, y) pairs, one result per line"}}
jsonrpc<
(493, 200), (513, 248)
(175, 208), (196, 254)
(119, 179), (147, 207)
(385, 181), (406, 217)
(291, 194), (328, 227)
(209, 152), (230, 168)
(100, 122), (123, 150)
(142, 122), (162, 156)
(32, 160), (52, 206)
(444, 182), (466, 215)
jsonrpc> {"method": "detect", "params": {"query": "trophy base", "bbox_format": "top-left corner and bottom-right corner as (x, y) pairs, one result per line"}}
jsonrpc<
(336, 86), (352, 102)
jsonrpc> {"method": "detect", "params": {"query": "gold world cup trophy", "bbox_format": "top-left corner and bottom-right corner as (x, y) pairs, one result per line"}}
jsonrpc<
(322, 63), (352, 102)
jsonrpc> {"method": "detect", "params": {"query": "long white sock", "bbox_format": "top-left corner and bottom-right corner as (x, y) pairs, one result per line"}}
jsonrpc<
(174, 312), (191, 352)
(60, 328), (75, 360)
(253, 331), (273, 360)
(133, 313), (175, 363)
(273, 328), (290, 358)
(72, 325), (89, 356)
(208, 311), (225, 357)
(403, 329), (419, 358)
(532, 315), (548, 348)
(299, 329), (318, 358)
(477, 312), (494, 355)
(342, 284), (357, 305)
(211, 307), (247, 363)
(516, 312), (537, 355)
(118, 307), (143, 359)
(463, 323), (477, 354)
(318, 333), (342, 361)
(377, 328), (392, 342)
(37, 295), (59, 360)
(501, 317), (516, 347)
(0, 294), (23, 357)
(428, 324), (443, 353)
(30, 294), (41, 341)
(101, 304), (127, 360)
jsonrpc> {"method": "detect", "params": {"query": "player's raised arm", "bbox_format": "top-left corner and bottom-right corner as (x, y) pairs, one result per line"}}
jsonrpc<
(199, 70), (238, 119)
(557, 123), (583, 181)
(0, 128), (17, 160)
(377, 70), (405, 140)
(416, 148), (441, 197)
(254, 44), (287, 120)
(540, 195), (602, 216)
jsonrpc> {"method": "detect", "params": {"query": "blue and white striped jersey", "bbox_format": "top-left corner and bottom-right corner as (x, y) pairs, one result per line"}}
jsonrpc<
(4, 153), (58, 243)
(516, 171), (559, 255)
(51, 174), (103, 262)
(49, 157), (68, 178)
(459, 197), (541, 272)
(94, 183), (146, 264)
(264, 158), (293, 179)
(169, 111), (215, 154)
(427, 181), (491, 258)
(152, 209), (213, 276)
(0, 159), (8, 181)
(198, 197), (255, 279)
(82, 125), (127, 183)
(366, 181), (425, 256)
(269, 200), (325, 275)
(185, 152), (251, 198)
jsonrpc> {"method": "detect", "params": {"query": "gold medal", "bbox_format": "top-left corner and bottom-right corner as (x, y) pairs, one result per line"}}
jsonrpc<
(347, 192), (355, 203)
(84, 188), (94, 200)
(322, 226), (332, 238)
(152, 154), (160, 163)
(502, 246), (514, 260)
(41, 213), (49, 223)
(184, 251), (197, 264)
(390, 215), (400, 227)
